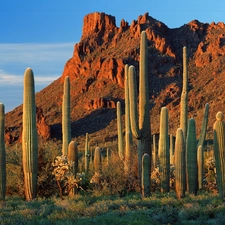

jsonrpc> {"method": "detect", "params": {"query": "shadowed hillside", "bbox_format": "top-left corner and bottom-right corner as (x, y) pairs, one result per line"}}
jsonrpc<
(5, 12), (225, 146)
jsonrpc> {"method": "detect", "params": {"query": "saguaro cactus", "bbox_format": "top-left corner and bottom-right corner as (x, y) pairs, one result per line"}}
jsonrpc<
(22, 68), (38, 201)
(186, 118), (198, 195)
(0, 103), (6, 200)
(213, 111), (225, 198)
(94, 147), (102, 173)
(170, 134), (174, 165)
(180, 46), (188, 141)
(158, 107), (170, 193)
(85, 133), (90, 174)
(117, 101), (124, 160)
(128, 31), (151, 185)
(62, 76), (71, 156)
(68, 141), (78, 177)
(175, 128), (186, 199)
(124, 64), (132, 174)
(197, 145), (204, 190)
(142, 153), (150, 197)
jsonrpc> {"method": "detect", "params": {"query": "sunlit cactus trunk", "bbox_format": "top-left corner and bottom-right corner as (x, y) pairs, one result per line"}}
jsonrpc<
(142, 153), (150, 197)
(0, 103), (6, 200)
(175, 128), (186, 199)
(22, 68), (38, 201)
(62, 76), (71, 156)
(68, 140), (78, 196)
(197, 145), (204, 190)
(85, 133), (90, 174)
(213, 112), (225, 198)
(170, 134), (174, 165)
(186, 118), (198, 195)
(128, 31), (151, 188)
(180, 46), (188, 141)
(124, 64), (132, 174)
(117, 101), (124, 160)
(158, 107), (170, 193)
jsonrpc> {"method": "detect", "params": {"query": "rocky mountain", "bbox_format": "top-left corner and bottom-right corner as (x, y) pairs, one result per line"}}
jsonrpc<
(5, 12), (225, 146)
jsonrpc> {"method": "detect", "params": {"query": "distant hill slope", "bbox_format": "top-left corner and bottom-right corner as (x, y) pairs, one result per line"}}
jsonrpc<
(5, 12), (225, 145)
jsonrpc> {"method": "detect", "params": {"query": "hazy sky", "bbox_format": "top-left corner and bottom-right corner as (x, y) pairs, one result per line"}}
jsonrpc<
(1, 0), (225, 112)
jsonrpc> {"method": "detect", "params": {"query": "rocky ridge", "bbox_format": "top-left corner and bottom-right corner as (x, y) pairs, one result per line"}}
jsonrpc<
(5, 12), (225, 146)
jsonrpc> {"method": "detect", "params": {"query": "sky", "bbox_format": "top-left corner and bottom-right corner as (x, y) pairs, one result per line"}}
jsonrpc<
(0, 0), (225, 112)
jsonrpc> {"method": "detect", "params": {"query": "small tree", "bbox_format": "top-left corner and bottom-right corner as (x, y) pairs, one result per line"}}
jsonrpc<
(52, 155), (85, 199)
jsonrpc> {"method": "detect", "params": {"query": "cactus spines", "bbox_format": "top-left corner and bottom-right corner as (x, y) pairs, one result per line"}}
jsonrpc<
(175, 128), (185, 199)
(186, 118), (198, 195)
(128, 30), (151, 186)
(213, 111), (225, 198)
(142, 153), (150, 197)
(180, 46), (188, 141)
(158, 107), (170, 193)
(197, 145), (204, 190)
(62, 76), (71, 156)
(0, 103), (6, 200)
(117, 101), (124, 160)
(22, 68), (38, 201)
(85, 133), (90, 174)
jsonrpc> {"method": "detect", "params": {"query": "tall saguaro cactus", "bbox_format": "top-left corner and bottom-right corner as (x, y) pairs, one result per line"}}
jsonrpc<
(186, 118), (198, 195)
(213, 111), (225, 198)
(117, 101), (124, 160)
(85, 133), (90, 174)
(175, 128), (186, 199)
(22, 68), (38, 201)
(129, 31), (151, 186)
(0, 103), (6, 200)
(62, 76), (71, 156)
(180, 46), (188, 141)
(158, 107), (170, 193)
(124, 64), (132, 174)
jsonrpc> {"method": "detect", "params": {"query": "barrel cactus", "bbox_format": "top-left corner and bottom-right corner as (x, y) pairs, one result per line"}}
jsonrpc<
(22, 68), (38, 201)
(0, 103), (6, 200)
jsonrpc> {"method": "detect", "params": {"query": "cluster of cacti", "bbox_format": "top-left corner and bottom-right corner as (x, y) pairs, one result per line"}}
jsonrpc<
(62, 76), (71, 156)
(0, 103), (6, 200)
(213, 111), (225, 198)
(128, 31), (151, 188)
(22, 68), (39, 201)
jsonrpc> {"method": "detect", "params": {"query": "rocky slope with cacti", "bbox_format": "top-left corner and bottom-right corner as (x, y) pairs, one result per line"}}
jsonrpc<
(4, 12), (225, 146)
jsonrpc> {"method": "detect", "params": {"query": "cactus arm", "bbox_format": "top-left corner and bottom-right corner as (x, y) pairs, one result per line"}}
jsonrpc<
(197, 103), (209, 148)
(0, 103), (6, 200)
(117, 101), (124, 160)
(128, 65), (141, 139)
